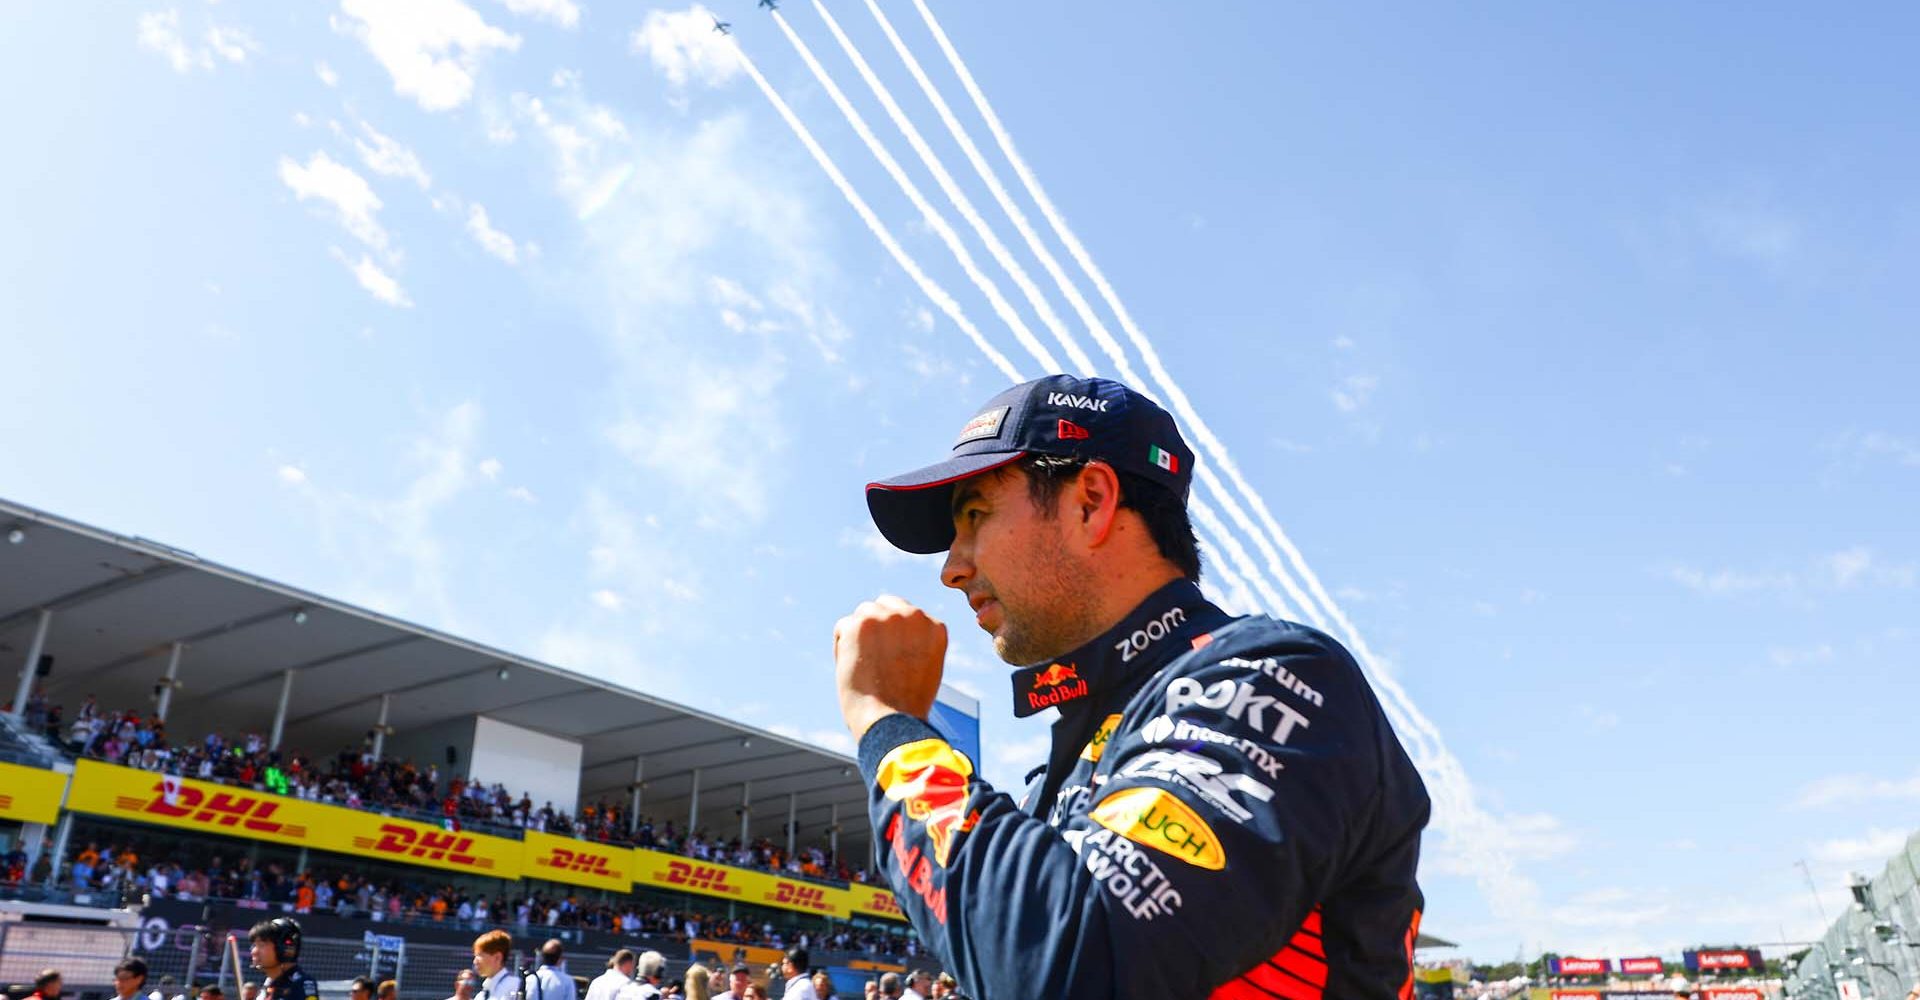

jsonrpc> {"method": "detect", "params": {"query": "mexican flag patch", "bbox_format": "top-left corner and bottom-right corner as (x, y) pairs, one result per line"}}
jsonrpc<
(1148, 445), (1179, 473)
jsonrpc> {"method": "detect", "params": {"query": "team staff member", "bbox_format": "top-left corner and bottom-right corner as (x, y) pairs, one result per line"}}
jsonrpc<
(248, 919), (319, 1000)
(530, 940), (575, 1000)
(842, 375), (1432, 998)
(587, 951), (637, 1000)
(472, 931), (521, 1000)
(111, 959), (151, 1000)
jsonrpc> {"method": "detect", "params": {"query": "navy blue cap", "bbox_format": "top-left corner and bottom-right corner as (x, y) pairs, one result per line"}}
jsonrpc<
(865, 375), (1196, 553)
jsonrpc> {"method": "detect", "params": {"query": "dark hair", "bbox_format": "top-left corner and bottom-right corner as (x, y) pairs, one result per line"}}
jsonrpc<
(784, 948), (809, 972)
(115, 958), (148, 984)
(1018, 455), (1201, 580)
(35, 970), (60, 993)
(350, 978), (377, 995)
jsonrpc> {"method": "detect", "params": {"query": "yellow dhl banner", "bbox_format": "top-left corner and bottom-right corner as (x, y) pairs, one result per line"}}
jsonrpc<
(66, 760), (523, 880)
(0, 760), (68, 824)
(521, 829), (632, 892)
(846, 881), (906, 922)
(631, 848), (896, 921)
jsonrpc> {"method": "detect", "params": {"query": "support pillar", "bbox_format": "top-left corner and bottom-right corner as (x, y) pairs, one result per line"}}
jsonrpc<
(786, 793), (797, 859)
(18, 821), (48, 879)
(268, 668), (295, 751)
(43, 812), (73, 888)
(10, 609), (52, 720)
(738, 781), (751, 844)
(829, 803), (839, 868)
(688, 768), (701, 836)
(370, 693), (391, 759)
(628, 758), (644, 835)
(155, 642), (185, 723)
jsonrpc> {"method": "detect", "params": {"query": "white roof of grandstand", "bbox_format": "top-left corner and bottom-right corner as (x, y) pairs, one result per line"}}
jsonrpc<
(0, 495), (876, 857)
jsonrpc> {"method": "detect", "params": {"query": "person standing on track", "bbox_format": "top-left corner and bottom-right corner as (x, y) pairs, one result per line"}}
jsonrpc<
(248, 919), (319, 1000)
(839, 374), (1432, 999)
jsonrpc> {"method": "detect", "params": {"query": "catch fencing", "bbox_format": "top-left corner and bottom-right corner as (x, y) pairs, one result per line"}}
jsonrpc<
(0, 923), (137, 989)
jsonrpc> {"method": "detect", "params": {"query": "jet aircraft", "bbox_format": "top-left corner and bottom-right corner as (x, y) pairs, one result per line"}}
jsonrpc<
(711, 16), (731, 34)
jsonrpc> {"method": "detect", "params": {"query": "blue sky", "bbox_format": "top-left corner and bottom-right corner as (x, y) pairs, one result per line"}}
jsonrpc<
(4, 0), (1920, 961)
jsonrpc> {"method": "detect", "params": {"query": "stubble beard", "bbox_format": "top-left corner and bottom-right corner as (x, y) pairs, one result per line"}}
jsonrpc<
(989, 539), (1102, 667)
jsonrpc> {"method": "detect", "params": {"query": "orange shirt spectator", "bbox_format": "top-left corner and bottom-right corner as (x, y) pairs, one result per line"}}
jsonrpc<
(296, 883), (316, 912)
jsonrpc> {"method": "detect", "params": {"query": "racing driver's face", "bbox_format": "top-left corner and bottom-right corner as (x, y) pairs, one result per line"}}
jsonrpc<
(942, 465), (1102, 665)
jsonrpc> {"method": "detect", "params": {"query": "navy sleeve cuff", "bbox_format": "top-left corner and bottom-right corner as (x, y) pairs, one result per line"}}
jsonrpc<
(856, 712), (945, 783)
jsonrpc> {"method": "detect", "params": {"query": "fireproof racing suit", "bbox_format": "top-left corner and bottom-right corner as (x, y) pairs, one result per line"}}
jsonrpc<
(857, 579), (1430, 1000)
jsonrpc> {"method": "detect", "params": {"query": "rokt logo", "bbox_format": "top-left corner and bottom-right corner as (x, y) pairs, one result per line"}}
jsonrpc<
(120, 781), (305, 839)
(662, 861), (740, 895)
(353, 824), (491, 869)
(538, 848), (618, 878)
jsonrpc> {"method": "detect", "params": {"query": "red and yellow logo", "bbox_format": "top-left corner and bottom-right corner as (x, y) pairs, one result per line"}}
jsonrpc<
(769, 881), (836, 914)
(1032, 663), (1079, 688)
(353, 824), (493, 869)
(1080, 714), (1123, 762)
(662, 861), (740, 895)
(1091, 787), (1224, 870)
(119, 782), (306, 839)
(876, 739), (979, 868)
(536, 847), (618, 878)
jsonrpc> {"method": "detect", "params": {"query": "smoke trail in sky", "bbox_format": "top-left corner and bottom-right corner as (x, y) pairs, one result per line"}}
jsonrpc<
(731, 43), (1022, 383)
(908, 0), (1530, 915)
(769, 12), (1064, 376)
(811, 0), (1096, 378)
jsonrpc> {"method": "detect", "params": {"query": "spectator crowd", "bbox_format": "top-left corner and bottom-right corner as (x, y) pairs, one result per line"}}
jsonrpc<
(7, 691), (869, 884)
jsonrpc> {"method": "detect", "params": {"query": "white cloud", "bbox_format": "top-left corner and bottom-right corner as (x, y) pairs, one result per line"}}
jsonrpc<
(477, 457), (503, 480)
(316, 61), (339, 86)
(499, 0), (581, 28)
(139, 10), (256, 73)
(277, 464), (309, 486)
(1331, 335), (1356, 351)
(1666, 564), (1794, 596)
(506, 485), (537, 503)
(1767, 642), (1834, 668)
(629, 7), (742, 89)
(1820, 546), (1914, 589)
(590, 588), (624, 611)
(1331, 373), (1378, 413)
(465, 203), (520, 264)
(334, 249), (412, 307)
(205, 25), (258, 64)
(838, 525), (939, 568)
(280, 152), (390, 253)
(352, 121), (433, 190)
(1697, 196), (1799, 270)
(1840, 430), (1920, 468)
(333, 0), (520, 113)
(1794, 770), (1920, 810)
(766, 723), (854, 756)
(1811, 828), (1909, 868)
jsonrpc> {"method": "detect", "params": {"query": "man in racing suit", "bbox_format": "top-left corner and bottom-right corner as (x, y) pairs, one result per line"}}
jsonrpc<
(839, 375), (1431, 999)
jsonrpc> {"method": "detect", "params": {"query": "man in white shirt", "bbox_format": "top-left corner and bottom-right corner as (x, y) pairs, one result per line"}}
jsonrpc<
(472, 931), (520, 1000)
(612, 953), (666, 1000)
(585, 950), (635, 1000)
(528, 940), (575, 1000)
(780, 950), (818, 1000)
(901, 970), (930, 1000)
(444, 971), (479, 1000)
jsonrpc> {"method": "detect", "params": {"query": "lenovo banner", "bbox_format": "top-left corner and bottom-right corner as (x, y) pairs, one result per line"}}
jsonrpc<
(1552, 958), (1611, 976)
(1686, 949), (1763, 972)
(1703, 990), (1767, 1000)
(1619, 957), (1663, 975)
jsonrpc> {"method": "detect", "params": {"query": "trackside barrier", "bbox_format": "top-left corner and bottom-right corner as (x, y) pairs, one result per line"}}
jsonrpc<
(0, 923), (136, 988)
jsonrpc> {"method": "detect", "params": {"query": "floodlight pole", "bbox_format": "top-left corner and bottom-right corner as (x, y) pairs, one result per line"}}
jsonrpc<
(269, 668), (295, 751)
(740, 781), (752, 844)
(8, 608), (52, 721)
(155, 642), (184, 722)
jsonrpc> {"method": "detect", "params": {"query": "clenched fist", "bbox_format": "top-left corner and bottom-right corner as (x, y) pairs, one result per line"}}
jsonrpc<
(833, 595), (948, 742)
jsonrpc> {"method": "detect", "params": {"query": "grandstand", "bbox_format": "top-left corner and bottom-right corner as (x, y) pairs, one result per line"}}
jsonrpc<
(0, 495), (922, 998)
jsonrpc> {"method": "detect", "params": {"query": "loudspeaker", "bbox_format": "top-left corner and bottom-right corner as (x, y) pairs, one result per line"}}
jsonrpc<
(35, 655), (52, 677)
(445, 745), (458, 765)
